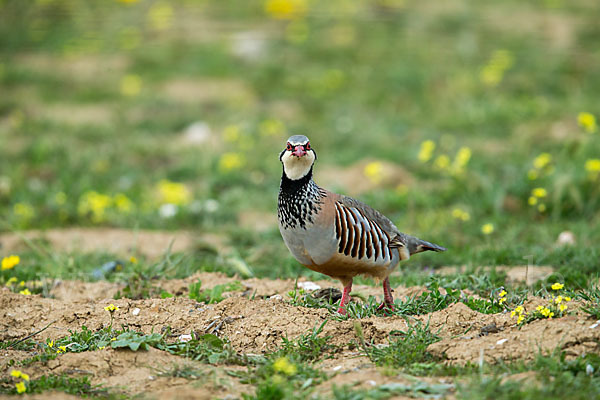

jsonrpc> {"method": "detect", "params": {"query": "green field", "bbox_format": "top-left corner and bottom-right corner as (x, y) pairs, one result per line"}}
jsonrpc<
(1, 0), (599, 398)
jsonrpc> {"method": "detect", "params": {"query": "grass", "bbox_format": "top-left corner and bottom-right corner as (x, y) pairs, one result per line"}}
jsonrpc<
(458, 353), (600, 400)
(188, 279), (243, 303)
(1, 0), (600, 397)
(358, 320), (442, 374)
(0, 374), (117, 398)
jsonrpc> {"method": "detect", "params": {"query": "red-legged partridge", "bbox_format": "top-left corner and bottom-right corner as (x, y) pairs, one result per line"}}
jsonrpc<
(277, 135), (446, 314)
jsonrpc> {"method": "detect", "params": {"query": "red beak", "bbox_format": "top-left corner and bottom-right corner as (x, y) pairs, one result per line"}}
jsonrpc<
(292, 145), (307, 157)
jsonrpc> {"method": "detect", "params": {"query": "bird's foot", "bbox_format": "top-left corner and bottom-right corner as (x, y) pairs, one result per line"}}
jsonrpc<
(377, 302), (395, 313)
(336, 306), (348, 315)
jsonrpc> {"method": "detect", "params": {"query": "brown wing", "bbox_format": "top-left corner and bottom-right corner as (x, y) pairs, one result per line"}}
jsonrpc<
(338, 195), (407, 247)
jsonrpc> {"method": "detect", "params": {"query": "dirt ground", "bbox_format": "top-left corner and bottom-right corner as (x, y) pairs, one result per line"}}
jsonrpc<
(2, 272), (599, 399)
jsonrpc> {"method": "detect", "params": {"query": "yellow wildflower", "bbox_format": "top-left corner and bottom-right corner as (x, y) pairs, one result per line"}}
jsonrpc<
(515, 305), (524, 314)
(10, 370), (22, 378)
(541, 307), (550, 317)
(585, 159), (600, 177)
(219, 152), (245, 172)
(259, 119), (285, 137)
(533, 153), (552, 170)
(6, 276), (17, 286)
(499, 297), (506, 305)
(264, 0), (307, 20)
(551, 282), (564, 290)
(548, 311), (554, 319)
(148, 2), (173, 30)
(113, 194), (134, 214)
(78, 191), (112, 222)
(555, 295), (563, 304)
(480, 49), (514, 87)
(538, 204), (546, 213)
(452, 208), (467, 221)
(418, 140), (435, 163)
(104, 304), (119, 312)
(120, 74), (142, 97)
(564, 297), (571, 302)
(156, 180), (191, 206)
(14, 203), (34, 220)
(499, 290), (507, 297)
(528, 196), (538, 206)
(578, 112), (597, 134)
(56, 345), (67, 354)
(481, 223), (494, 235)
(452, 147), (472, 173)
(559, 304), (568, 312)
(48, 340), (54, 348)
(434, 155), (450, 170)
(517, 314), (525, 324)
(527, 169), (538, 180)
(1, 255), (20, 270)
(272, 357), (297, 376)
(364, 161), (384, 184)
(536, 305), (544, 311)
(510, 310), (516, 317)
(532, 188), (547, 198)
(19, 288), (31, 295)
(130, 256), (138, 264)
(15, 381), (26, 394)
(19, 281), (25, 287)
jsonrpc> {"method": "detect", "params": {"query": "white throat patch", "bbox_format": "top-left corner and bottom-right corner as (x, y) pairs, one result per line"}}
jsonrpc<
(281, 151), (315, 180)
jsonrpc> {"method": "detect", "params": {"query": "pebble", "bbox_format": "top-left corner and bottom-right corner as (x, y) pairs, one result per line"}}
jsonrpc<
(132, 308), (140, 316)
(298, 281), (321, 291)
(496, 338), (508, 345)
(332, 366), (342, 371)
(177, 334), (193, 343)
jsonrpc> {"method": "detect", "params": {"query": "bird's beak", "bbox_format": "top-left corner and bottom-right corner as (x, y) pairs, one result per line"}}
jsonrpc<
(292, 145), (307, 157)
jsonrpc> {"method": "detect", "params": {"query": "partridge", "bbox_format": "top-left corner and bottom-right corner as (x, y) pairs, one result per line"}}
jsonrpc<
(277, 135), (446, 314)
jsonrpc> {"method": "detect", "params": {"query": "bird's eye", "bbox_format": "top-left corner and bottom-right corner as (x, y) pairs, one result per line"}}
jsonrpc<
(286, 143), (292, 151)
(305, 142), (311, 150)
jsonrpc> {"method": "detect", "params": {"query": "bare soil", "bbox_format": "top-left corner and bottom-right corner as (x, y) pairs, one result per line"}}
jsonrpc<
(2, 274), (599, 398)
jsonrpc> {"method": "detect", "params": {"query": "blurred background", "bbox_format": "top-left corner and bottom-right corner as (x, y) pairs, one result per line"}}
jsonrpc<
(0, 0), (598, 286)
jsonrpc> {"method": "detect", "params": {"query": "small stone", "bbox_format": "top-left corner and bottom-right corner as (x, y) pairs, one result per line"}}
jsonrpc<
(298, 281), (321, 291)
(132, 308), (140, 316)
(332, 366), (342, 371)
(586, 364), (595, 376)
(366, 380), (377, 386)
(589, 322), (600, 329)
(148, 375), (156, 381)
(269, 294), (283, 301)
(177, 334), (193, 343)
(557, 231), (576, 246)
(496, 338), (509, 345)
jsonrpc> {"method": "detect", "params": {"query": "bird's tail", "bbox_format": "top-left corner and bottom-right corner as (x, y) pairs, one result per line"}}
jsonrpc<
(406, 236), (447, 255)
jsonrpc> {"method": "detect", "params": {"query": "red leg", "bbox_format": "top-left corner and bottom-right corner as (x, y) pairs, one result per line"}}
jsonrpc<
(377, 277), (394, 312)
(337, 279), (353, 315)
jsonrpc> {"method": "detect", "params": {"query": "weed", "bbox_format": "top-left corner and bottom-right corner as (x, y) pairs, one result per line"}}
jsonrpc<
(274, 320), (337, 363)
(188, 280), (243, 303)
(359, 320), (441, 374)
(578, 282), (600, 319)
(0, 374), (115, 397)
(157, 332), (244, 365)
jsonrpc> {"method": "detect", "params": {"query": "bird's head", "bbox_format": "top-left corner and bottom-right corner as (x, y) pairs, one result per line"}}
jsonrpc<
(279, 135), (317, 180)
